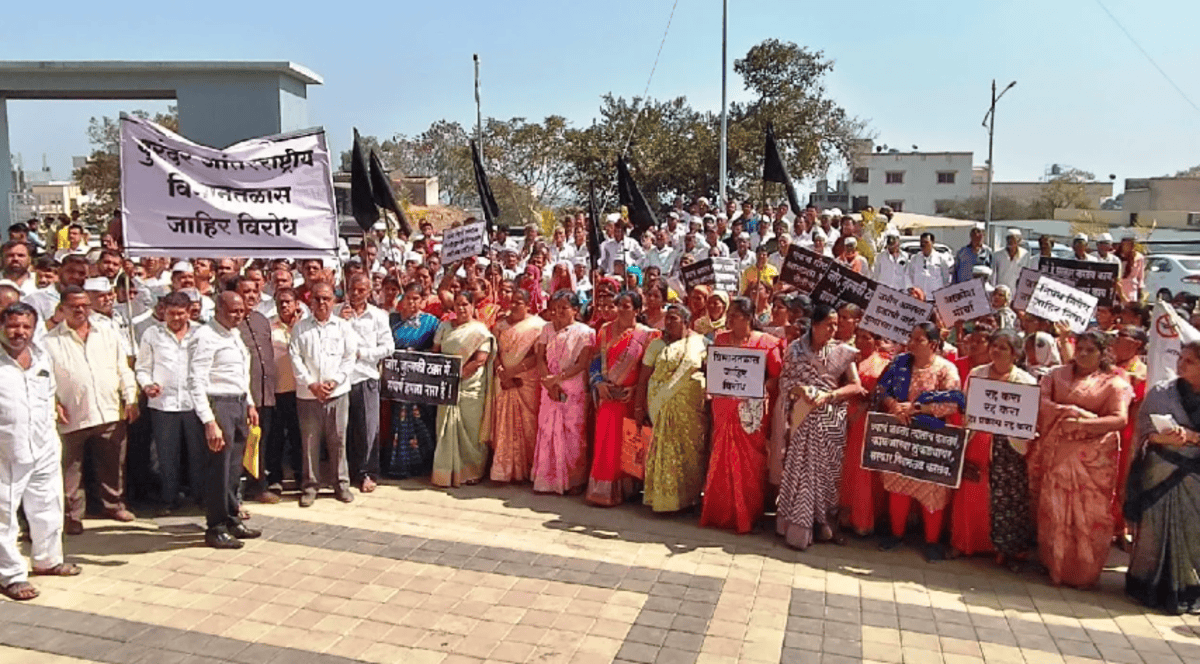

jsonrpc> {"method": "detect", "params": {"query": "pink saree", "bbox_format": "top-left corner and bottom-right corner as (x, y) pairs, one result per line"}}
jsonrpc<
(532, 322), (595, 494)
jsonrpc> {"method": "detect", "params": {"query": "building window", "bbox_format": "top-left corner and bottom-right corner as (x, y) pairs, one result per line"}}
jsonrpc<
(885, 171), (904, 185)
(937, 171), (956, 184)
(885, 200), (904, 212)
(852, 167), (869, 184)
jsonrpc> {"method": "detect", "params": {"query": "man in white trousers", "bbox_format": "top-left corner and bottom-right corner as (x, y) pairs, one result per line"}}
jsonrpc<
(0, 302), (80, 601)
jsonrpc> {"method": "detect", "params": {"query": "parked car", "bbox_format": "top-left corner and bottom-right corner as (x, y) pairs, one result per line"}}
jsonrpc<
(899, 240), (952, 260)
(1146, 254), (1200, 301)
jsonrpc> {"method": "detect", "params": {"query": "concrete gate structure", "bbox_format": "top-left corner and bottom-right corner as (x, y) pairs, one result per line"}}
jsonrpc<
(0, 60), (323, 229)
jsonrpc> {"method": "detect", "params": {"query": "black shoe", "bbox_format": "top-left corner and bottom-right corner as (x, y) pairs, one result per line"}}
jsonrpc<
(229, 523), (262, 540)
(334, 488), (354, 503)
(878, 535), (903, 551)
(923, 542), (945, 563)
(205, 530), (244, 550)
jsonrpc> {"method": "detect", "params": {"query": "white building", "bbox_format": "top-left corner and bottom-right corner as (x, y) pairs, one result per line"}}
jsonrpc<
(846, 141), (973, 214)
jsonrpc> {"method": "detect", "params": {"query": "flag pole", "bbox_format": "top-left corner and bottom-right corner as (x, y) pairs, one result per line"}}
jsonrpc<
(473, 54), (483, 153)
(718, 0), (728, 206)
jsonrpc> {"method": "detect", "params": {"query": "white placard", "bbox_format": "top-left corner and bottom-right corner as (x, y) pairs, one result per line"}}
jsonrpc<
(933, 280), (992, 326)
(1148, 300), (1200, 387)
(965, 377), (1040, 438)
(705, 347), (767, 398)
(1025, 276), (1097, 333)
(860, 285), (934, 345)
(441, 221), (487, 264)
(1013, 267), (1070, 311)
(713, 257), (741, 294)
(119, 115), (337, 258)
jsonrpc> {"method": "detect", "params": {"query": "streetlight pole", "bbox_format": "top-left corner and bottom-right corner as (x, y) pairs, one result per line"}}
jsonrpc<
(718, 0), (728, 206)
(982, 79), (1016, 234)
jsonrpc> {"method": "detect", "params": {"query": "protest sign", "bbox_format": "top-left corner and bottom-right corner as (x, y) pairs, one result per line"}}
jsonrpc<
(862, 412), (968, 489)
(810, 262), (877, 310)
(712, 257), (741, 293)
(860, 285), (934, 344)
(380, 350), (461, 406)
(933, 280), (992, 326)
(964, 378), (1040, 438)
(680, 258), (716, 290)
(1148, 300), (1200, 387)
(1038, 257), (1119, 308)
(441, 221), (487, 264)
(778, 245), (833, 294)
(705, 347), (767, 398)
(1026, 276), (1097, 333)
(119, 115), (337, 258)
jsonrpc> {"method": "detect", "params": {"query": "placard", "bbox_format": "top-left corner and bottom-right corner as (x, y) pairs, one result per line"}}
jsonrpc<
(441, 221), (488, 264)
(712, 257), (741, 293)
(1038, 257), (1119, 308)
(119, 114), (337, 258)
(680, 258), (715, 291)
(964, 377), (1040, 438)
(778, 245), (833, 294)
(1026, 276), (1097, 333)
(810, 262), (877, 310)
(380, 350), (461, 405)
(860, 285), (934, 345)
(862, 412), (967, 489)
(1148, 301), (1200, 387)
(705, 347), (767, 398)
(1012, 267), (1045, 311)
(932, 280), (992, 326)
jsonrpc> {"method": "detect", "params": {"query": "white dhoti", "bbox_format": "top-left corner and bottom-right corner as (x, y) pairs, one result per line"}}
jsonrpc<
(0, 450), (64, 586)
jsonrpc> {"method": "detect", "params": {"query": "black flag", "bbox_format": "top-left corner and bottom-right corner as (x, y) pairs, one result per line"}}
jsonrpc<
(350, 129), (379, 233)
(470, 139), (500, 234)
(368, 150), (412, 236)
(763, 124), (803, 216)
(616, 155), (657, 241)
(587, 182), (602, 272)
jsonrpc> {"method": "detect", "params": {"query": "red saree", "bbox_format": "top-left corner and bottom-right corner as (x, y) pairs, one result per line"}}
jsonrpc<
(840, 351), (890, 534)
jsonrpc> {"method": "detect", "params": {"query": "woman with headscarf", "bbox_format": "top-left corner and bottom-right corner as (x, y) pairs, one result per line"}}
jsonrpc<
(430, 291), (496, 487)
(547, 260), (577, 301)
(686, 285), (711, 325)
(1124, 341), (1200, 614)
(519, 264), (547, 316)
(1029, 331), (1133, 588)
(1024, 331), (1062, 380)
(694, 291), (730, 339)
(490, 287), (548, 483)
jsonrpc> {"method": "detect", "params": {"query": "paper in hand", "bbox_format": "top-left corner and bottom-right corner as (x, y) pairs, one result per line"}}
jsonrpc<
(1150, 414), (1180, 434)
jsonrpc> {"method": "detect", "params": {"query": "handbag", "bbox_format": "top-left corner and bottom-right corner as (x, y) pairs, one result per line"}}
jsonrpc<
(620, 417), (652, 480)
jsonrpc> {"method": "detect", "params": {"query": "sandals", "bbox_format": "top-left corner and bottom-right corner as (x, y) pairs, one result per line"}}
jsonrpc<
(2, 581), (39, 601)
(32, 563), (82, 577)
(360, 477), (377, 493)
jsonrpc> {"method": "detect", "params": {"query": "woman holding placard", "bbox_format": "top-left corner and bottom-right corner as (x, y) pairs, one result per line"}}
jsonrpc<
(776, 304), (866, 550)
(1125, 341), (1200, 614)
(384, 284), (442, 480)
(1029, 331), (1132, 588)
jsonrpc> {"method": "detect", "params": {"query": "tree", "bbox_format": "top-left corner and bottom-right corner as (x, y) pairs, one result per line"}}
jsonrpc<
(74, 108), (178, 225)
(1027, 176), (1095, 219)
(936, 196), (1027, 221)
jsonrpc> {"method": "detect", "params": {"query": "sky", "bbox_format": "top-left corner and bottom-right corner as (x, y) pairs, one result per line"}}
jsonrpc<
(4, 0), (1200, 197)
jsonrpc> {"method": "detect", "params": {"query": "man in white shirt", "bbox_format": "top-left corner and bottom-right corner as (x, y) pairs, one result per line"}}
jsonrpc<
(904, 233), (953, 300)
(642, 229), (678, 276)
(44, 286), (139, 534)
(2, 241), (37, 296)
(0, 302), (76, 601)
(337, 274), (394, 493)
(135, 292), (203, 513)
(599, 222), (645, 274)
(187, 291), (261, 549)
(52, 224), (87, 262)
(768, 234), (792, 271)
(1094, 233), (1122, 275)
(873, 232), (909, 291)
(23, 255), (88, 327)
(732, 234), (755, 271)
(289, 282), (359, 507)
(991, 228), (1031, 293)
(1071, 233), (1094, 262)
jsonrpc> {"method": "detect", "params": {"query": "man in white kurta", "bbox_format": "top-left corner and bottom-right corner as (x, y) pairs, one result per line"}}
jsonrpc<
(0, 302), (76, 601)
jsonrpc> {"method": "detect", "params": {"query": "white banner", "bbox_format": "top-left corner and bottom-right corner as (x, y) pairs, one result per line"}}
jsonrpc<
(1026, 276), (1097, 333)
(712, 257), (741, 294)
(860, 285), (934, 345)
(1148, 301), (1200, 387)
(705, 347), (767, 398)
(441, 221), (487, 264)
(964, 377), (1040, 439)
(933, 280), (992, 326)
(119, 115), (338, 258)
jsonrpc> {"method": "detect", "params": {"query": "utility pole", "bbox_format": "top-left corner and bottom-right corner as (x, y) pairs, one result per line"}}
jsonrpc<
(474, 54), (483, 151)
(982, 79), (1016, 234)
(718, 0), (728, 206)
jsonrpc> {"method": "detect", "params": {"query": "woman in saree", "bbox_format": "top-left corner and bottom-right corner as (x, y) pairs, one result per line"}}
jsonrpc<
(1030, 330), (1132, 588)
(518, 264), (547, 316)
(547, 261), (577, 303)
(641, 281), (668, 331)
(384, 284), (442, 479)
(1025, 331), (1063, 380)
(430, 291), (496, 487)
(636, 304), (709, 512)
(841, 328), (892, 536)
(951, 330), (1037, 563)
(694, 291), (730, 339)
(532, 291), (596, 494)
(1125, 341), (1200, 614)
(877, 322), (965, 562)
(701, 297), (783, 534)
(686, 285), (712, 327)
(750, 281), (772, 327)
(762, 292), (792, 339)
(469, 278), (502, 329)
(777, 304), (866, 550)
(587, 291), (660, 506)
(490, 288), (548, 483)
(1114, 325), (1149, 545)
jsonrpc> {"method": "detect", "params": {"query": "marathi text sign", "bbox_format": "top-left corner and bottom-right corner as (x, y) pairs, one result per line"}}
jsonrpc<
(712, 257), (740, 293)
(862, 412), (968, 489)
(1026, 276), (1097, 333)
(964, 377), (1040, 438)
(778, 245), (833, 294)
(119, 115), (337, 258)
(1038, 257), (1119, 308)
(380, 350), (461, 406)
(860, 285), (934, 345)
(441, 221), (487, 264)
(705, 347), (767, 398)
(933, 280), (992, 326)
(680, 258), (715, 291)
(811, 261), (877, 310)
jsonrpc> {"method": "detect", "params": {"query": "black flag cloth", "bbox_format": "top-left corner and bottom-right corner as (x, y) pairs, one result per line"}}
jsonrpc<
(587, 183), (602, 272)
(763, 124), (804, 216)
(368, 150), (411, 236)
(470, 139), (500, 234)
(350, 129), (379, 233)
(616, 156), (657, 241)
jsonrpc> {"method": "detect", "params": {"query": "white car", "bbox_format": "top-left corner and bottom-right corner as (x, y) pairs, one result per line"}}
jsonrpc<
(1146, 254), (1200, 301)
(899, 240), (952, 260)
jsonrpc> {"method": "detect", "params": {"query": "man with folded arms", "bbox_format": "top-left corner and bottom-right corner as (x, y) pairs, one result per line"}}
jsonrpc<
(337, 273), (394, 494)
(187, 292), (261, 549)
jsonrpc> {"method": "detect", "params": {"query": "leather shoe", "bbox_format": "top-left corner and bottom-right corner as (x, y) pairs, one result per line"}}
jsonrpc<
(256, 491), (281, 504)
(205, 530), (244, 550)
(299, 492), (316, 508)
(105, 509), (136, 523)
(229, 523), (262, 540)
(334, 488), (354, 504)
(65, 520), (84, 536)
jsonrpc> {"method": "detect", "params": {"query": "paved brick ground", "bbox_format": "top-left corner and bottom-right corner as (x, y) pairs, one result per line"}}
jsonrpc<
(2, 480), (1199, 664)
